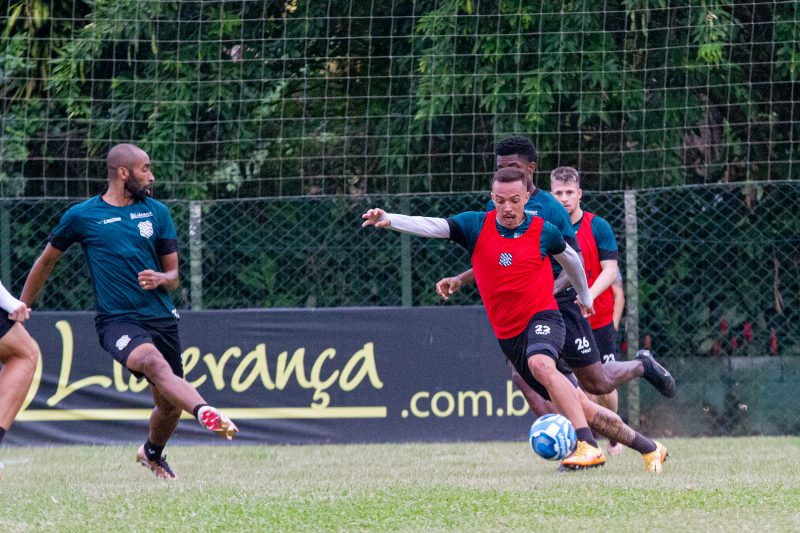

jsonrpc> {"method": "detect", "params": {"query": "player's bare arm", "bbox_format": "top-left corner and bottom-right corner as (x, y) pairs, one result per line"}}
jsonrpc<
(139, 252), (179, 292)
(612, 275), (625, 330)
(552, 243), (594, 316)
(435, 269), (475, 300)
(20, 243), (65, 307)
(589, 259), (618, 301)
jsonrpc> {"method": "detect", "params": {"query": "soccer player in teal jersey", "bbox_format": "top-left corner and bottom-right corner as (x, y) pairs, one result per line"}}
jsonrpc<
(363, 167), (667, 472)
(0, 280), (38, 457)
(436, 137), (675, 418)
(21, 144), (237, 480)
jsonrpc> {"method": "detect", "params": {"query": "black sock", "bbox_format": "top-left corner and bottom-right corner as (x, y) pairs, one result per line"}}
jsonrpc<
(630, 432), (657, 454)
(575, 427), (598, 448)
(0, 426), (6, 444)
(144, 439), (165, 461)
(192, 403), (209, 420)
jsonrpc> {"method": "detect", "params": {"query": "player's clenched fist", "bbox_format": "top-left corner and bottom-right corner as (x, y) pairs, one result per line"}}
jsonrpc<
(435, 276), (462, 301)
(361, 208), (391, 228)
(8, 302), (30, 323)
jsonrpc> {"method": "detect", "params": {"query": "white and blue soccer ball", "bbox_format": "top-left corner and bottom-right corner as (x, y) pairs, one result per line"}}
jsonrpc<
(529, 413), (577, 460)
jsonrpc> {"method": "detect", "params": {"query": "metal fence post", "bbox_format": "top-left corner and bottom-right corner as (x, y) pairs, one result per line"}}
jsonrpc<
(189, 201), (203, 310)
(0, 202), (10, 285)
(624, 190), (640, 426)
(400, 179), (412, 307)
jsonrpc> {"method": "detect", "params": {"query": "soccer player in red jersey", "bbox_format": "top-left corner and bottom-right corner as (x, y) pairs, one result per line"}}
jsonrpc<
(362, 167), (667, 472)
(437, 138), (675, 422)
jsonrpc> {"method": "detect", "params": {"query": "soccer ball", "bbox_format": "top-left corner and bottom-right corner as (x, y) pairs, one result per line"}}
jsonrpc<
(529, 413), (577, 460)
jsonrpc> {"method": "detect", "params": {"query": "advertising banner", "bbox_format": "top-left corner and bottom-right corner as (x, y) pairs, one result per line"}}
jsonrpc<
(9, 307), (537, 446)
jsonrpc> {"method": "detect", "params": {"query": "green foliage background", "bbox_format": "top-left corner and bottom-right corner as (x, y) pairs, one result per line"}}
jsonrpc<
(2, 0), (798, 197)
(1, 1), (798, 357)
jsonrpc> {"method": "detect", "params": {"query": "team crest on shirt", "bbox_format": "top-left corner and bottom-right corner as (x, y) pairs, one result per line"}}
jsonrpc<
(138, 220), (154, 238)
(499, 252), (513, 267)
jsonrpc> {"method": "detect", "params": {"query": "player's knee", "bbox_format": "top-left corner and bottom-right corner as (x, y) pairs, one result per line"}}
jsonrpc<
(13, 333), (38, 371)
(527, 355), (557, 383)
(135, 351), (171, 380)
(23, 342), (38, 368)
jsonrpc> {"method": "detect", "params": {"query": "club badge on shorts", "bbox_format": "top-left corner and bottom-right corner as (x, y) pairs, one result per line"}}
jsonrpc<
(116, 335), (131, 351)
(499, 252), (513, 267)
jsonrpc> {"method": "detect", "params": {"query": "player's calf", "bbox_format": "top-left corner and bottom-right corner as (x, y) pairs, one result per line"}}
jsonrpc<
(572, 363), (618, 395)
(587, 404), (667, 473)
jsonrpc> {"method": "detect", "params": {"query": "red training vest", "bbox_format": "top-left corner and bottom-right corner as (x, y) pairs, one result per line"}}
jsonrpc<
(576, 211), (614, 329)
(471, 211), (557, 339)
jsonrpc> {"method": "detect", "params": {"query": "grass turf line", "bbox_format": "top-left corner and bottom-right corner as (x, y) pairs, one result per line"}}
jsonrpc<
(1, 437), (799, 531)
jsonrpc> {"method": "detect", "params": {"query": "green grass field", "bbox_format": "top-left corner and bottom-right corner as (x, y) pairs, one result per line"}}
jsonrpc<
(2, 437), (799, 532)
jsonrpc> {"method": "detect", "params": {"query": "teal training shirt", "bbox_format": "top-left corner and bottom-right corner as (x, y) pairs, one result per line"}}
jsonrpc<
(49, 195), (179, 324)
(446, 211), (567, 257)
(486, 188), (576, 277)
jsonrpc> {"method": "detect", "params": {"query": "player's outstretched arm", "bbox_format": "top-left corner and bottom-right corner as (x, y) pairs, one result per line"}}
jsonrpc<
(361, 209), (450, 238)
(20, 244), (64, 308)
(553, 243), (594, 316)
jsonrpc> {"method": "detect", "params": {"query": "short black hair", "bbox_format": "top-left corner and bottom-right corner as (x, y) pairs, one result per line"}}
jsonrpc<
(495, 136), (537, 164)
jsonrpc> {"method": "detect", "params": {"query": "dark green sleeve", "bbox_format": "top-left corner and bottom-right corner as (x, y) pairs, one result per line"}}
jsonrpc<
(48, 205), (82, 251)
(156, 202), (179, 255)
(447, 211), (487, 252)
(539, 221), (567, 257)
(591, 215), (619, 261)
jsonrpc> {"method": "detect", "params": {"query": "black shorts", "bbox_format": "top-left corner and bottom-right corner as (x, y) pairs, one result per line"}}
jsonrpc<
(0, 314), (15, 340)
(497, 310), (566, 401)
(96, 318), (182, 379)
(592, 321), (619, 364)
(556, 289), (602, 369)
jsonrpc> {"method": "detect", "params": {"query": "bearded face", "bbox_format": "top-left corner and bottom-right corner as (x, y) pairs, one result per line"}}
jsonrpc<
(124, 167), (153, 201)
